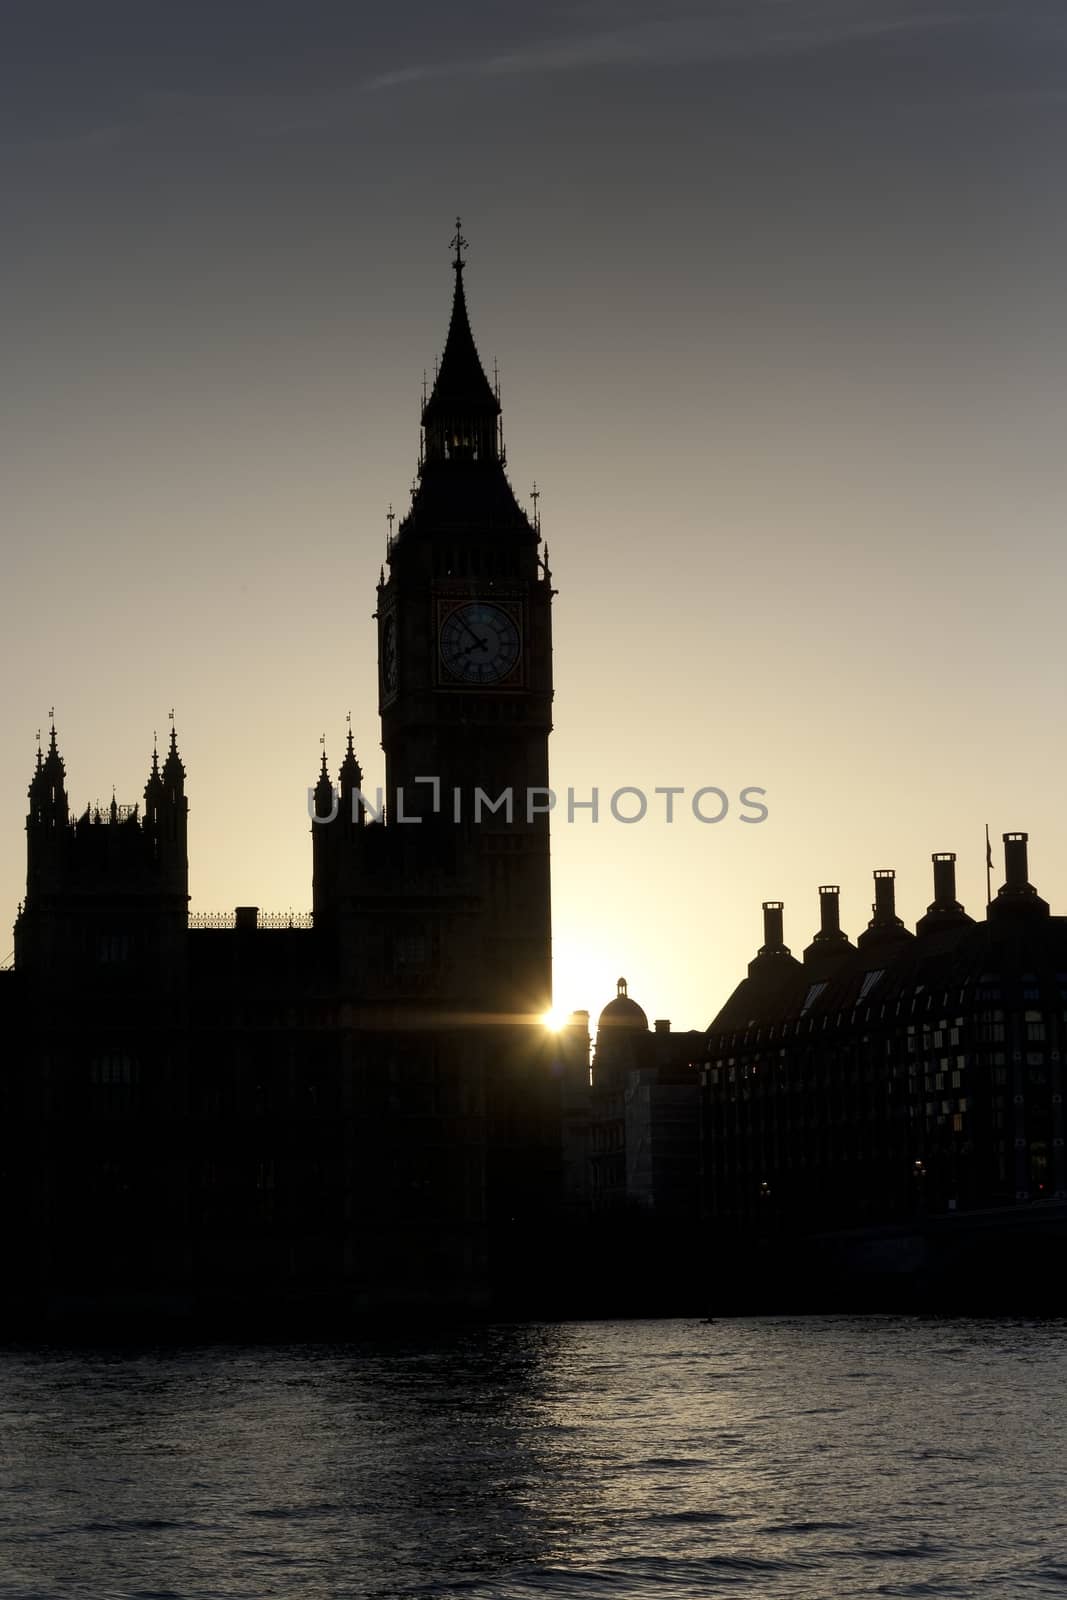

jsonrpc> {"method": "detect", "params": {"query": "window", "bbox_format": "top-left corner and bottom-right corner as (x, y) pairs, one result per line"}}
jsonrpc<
(90, 1054), (138, 1085)
(801, 981), (828, 1014)
(393, 932), (430, 971)
(96, 933), (130, 964)
(858, 969), (885, 1001)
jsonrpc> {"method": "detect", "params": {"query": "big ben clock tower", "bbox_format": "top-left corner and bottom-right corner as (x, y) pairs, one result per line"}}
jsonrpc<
(376, 223), (554, 1020)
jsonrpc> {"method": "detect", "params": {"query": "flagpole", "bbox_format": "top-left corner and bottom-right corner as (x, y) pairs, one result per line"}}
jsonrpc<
(985, 823), (992, 908)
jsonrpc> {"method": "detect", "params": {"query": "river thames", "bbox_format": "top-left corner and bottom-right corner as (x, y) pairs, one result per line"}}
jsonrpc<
(0, 1317), (1064, 1598)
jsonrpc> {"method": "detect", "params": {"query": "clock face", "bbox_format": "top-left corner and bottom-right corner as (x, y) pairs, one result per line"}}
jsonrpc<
(381, 614), (398, 694)
(439, 602), (521, 685)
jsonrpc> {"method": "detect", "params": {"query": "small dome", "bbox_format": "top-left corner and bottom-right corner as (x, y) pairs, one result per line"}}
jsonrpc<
(597, 976), (649, 1032)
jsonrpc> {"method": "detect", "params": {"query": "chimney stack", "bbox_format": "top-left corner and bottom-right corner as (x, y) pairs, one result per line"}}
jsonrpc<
(990, 831), (1049, 918)
(916, 852), (973, 937)
(858, 869), (914, 952)
(819, 885), (841, 936)
(759, 900), (786, 954)
(1004, 832), (1029, 888)
(932, 852), (956, 905)
(803, 885), (854, 971)
(747, 898), (803, 983)
(872, 870), (899, 925)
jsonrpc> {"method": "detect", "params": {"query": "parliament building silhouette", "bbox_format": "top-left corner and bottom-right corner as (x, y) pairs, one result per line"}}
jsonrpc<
(3, 232), (1066, 1323)
(2, 230), (568, 1325)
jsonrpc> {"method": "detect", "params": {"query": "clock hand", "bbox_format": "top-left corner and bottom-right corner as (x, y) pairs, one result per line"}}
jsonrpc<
(456, 614), (485, 648)
(460, 634), (490, 656)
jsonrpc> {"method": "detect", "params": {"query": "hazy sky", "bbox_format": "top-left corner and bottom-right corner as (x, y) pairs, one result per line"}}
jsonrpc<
(3, 1), (1066, 1027)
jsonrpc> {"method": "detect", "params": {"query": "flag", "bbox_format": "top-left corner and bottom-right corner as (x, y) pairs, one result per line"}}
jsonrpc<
(986, 825), (993, 871)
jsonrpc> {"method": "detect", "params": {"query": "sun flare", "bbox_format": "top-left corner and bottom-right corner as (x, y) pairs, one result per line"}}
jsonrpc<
(541, 1006), (570, 1032)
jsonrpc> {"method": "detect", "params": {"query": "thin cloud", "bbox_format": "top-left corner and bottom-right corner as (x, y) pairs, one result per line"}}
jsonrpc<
(360, 9), (970, 94)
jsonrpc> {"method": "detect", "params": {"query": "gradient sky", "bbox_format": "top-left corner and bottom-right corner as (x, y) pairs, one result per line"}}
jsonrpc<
(3, 1), (1066, 1028)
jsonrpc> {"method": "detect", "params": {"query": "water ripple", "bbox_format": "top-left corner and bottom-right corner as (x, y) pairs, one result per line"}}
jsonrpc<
(0, 1318), (1064, 1598)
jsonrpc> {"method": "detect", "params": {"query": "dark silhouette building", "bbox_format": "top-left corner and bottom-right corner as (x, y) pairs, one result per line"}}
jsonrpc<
(700, 836), (1067, 1305)
(2, 232), (561, 1326)
(4, 231), (1063, 1321)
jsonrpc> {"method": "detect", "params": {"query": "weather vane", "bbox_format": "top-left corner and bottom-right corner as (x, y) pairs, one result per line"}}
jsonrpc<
(450, 216), (467, 270)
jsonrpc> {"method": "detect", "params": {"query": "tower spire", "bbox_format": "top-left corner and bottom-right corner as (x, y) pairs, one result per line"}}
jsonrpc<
(161, 714), (186, 793)
(312, 737), (335, 821)
(450, 215), (468, 272)
(144, 728), (164, 810)
(421, 221), (500, 465)
(338, 716), (364, 821)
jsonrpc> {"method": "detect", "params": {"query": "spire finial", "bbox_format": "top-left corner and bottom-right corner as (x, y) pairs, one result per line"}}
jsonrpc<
(531, 481), (540, 532)
(387, 503), (395, 540)
(450, 215), (468, 272)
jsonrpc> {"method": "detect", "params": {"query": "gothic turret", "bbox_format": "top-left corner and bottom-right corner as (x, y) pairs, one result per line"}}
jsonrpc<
(153, 725), (188, 873)
(144, 739), (163, 807)
(25, 722), (70, 902)
(18, 720), (189, 987)
(312, 747), (335, 822)
(338, 727), (364, 824)
(143, 725), (188, 891)
(28, 723), (69, 828)
(161, 724), (186, 797)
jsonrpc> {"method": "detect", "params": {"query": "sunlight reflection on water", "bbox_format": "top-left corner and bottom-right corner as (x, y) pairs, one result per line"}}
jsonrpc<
(0, 1317), (1065, 1598)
